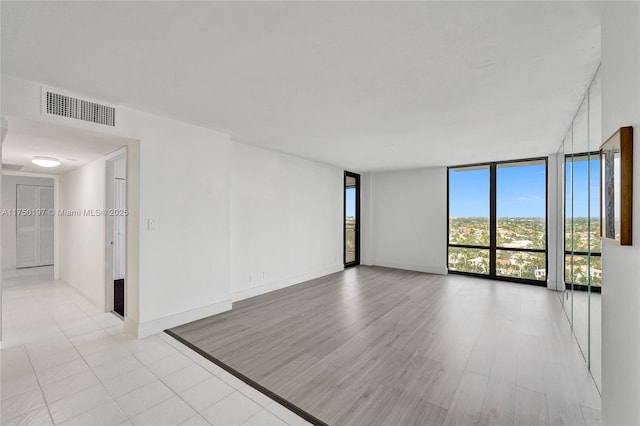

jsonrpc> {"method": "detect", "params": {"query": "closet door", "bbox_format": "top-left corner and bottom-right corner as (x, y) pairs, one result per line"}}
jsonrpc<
(16, 185), (38, 268)
(16, 185), (54, 268)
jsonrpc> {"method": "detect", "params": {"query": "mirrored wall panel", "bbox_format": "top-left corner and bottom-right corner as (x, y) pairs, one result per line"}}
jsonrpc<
(561, 67), (601, 392)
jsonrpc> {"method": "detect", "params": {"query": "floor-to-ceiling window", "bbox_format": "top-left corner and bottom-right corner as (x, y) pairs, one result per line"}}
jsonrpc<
(448, 165), (490, 275)
(448, 158), (547, 285)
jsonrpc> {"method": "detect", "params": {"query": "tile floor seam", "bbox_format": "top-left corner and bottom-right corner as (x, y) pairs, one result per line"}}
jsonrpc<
(165, 383), (211, 423)
(23, 343), (57, 426)
(130, 344), (177, 366)
(115, 380), (177, 422)
(263, 403), (297, 426)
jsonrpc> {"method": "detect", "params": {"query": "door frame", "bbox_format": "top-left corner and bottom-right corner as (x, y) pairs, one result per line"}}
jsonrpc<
(105, 148), (127, 315)
(344, 171), (361, 268)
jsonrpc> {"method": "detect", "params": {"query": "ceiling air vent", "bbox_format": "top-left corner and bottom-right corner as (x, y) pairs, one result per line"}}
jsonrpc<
(2, 163), (24, 171)
(43, 89), (116, 127)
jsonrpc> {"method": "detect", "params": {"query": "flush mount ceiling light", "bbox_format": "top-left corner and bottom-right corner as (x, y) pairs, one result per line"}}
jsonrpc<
(32, 156), (61, 168)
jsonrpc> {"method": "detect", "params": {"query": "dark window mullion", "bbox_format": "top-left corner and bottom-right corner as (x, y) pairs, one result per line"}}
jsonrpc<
(496, 247), (547, 253)
(489, 163), (497, 277)
(564, 251), (601, 256)
(449, 244), (491, 250)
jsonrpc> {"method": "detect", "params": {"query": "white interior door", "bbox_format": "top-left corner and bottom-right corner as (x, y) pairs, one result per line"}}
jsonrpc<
(113, 178), (126, 280)
(16, 185), (54, 268)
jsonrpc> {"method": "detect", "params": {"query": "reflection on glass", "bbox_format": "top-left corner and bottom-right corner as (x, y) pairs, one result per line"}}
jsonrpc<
(564, 218), (601, 253)
(565, 155), (602, 252)
(448, 166), (490, 245)
(496, 250), (546, 281)
(448, 247), (489, 275)
(564, 154), (602, 286)
(561, 67), (601, 392)
(565, 255), (602, 287)
(496, 161), (546, 250)
(589, 69), (602, 392)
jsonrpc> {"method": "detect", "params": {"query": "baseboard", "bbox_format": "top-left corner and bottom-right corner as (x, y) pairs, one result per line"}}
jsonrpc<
(2, 265), (54, 281)
(371, 261), (448, 275)
(60, 279), (104, 312)
(547, 280), (563, 292)
(232, 264), (343, 302)
(125, 299), (232, 338)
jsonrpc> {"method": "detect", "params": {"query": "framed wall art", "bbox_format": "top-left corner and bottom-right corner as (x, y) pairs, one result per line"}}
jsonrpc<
(600, 126), (633, 245)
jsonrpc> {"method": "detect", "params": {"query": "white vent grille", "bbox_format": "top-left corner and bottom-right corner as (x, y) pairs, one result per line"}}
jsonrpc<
(45, 91), (115, 127)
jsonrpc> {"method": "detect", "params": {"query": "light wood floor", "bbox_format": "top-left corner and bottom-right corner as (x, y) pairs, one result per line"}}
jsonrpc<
(171, 266), (601, 426)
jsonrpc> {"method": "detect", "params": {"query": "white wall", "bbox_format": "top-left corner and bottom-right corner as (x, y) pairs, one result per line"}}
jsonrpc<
(547, 153), (562, 291)
(2, 75), (232, 337)
(363, 167), (447, 274)
(360, 172), (374, 265)
(1, 75), (350, 339)
(1, 175), (54, 272)
(119, 106), (232, 336)
(230, 142), (343, 301)
(600, 3), (640, 425)
(59, 158), (106, 308)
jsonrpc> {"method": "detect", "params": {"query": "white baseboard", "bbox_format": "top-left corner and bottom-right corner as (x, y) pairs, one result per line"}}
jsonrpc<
(232, 264), (343, 302)
(59, 278), (104, 311)
(547, 280), (564, 292)
(125, 299), (232, 339)
(371, 261), (448, 276)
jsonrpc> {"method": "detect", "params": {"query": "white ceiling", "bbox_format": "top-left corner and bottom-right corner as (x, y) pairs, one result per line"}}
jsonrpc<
(1, 2), (602, 171)
(2, 118), (127, 175)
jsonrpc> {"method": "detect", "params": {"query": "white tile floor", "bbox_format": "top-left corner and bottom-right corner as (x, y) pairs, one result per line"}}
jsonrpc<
(0, 267), (311, 426)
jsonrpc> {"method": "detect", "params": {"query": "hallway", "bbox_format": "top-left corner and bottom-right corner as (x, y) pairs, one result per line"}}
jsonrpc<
(0, 269), (308, 425)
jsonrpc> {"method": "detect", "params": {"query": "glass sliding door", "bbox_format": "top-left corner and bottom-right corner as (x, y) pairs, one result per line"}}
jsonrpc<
(448, 158), (547, 285)
(344, 172), (360, 267)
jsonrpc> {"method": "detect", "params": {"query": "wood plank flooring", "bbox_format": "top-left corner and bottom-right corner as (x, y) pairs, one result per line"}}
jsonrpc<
(170, 266), (601, 426)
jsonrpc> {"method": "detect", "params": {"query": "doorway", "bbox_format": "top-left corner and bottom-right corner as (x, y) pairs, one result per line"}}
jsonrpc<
(344, 171), (360, 267)
(106, 153), (127, 317)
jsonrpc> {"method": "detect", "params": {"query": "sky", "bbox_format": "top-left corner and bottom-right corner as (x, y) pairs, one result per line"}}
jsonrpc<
(346, 158), (599, 219)
(346, 187), (356, 217)
(449, 158), (599, 218)
(566, 157), (600, 218)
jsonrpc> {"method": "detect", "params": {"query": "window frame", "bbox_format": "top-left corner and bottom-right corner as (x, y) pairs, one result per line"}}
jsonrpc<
(344, 171), (361, 268)
(447, 156), (549, 286)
